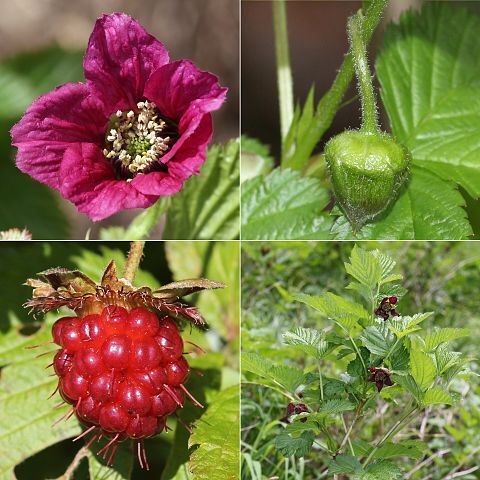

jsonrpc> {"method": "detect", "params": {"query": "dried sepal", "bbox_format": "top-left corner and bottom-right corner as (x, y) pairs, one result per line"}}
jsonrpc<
(24, 261), (223, 328)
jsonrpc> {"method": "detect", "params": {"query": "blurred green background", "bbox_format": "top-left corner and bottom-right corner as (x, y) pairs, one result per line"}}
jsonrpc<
(241, 241), (480, 479)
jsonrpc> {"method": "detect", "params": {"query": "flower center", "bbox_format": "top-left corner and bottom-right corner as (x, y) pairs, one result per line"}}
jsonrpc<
(103, 101), (178, 179)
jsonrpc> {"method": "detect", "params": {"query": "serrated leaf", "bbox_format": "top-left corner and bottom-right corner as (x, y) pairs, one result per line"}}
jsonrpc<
(424, 328), (469, 351)
(283, 327), (329, 359)
(275, 431), (315, 458)
(241, 352), (275, 380)
(241, 168), (333, 239)
(410, 349), (436, 390)
(294, 292), (369, 332)
(319, 399), (355, 415)
(360, 325), (396, 357)
(364, 460), (402, 478)
(393, 374), (423, 403)
(377, 3), (480, 199)
(188, 385), (239, 480)
(345, 246), (382, 289)
(0, 321), (82, 479)
(389, 345), (409, 372)
(422, 387), (454, 407)
(435, 344), (462, 376)
(163, 140), (239, 240)
(331, 167), (472, 240)
(387, 312), (434, 338)
(328, 454), (363, 475)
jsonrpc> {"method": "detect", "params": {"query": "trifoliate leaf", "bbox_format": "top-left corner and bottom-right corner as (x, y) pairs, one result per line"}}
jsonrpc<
(283, 327), (329, 359)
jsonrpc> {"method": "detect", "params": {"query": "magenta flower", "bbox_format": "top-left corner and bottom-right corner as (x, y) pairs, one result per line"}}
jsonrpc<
(11, 13), (227, 221)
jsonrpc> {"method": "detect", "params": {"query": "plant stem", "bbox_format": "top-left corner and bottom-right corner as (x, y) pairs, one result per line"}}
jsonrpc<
(123, 241), (145, 284)
(273, 0), (294, 144)
(348, 12), (379, 134)
(285, 0), (388, 167)
(337, 400), (364, 454)
(363, 406), (418, 467)
(341, 415), (356, 456)
(317, 360), (324, 401)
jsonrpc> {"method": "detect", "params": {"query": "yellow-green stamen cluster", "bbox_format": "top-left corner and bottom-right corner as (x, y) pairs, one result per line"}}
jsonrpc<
(103, 101), (173, 176)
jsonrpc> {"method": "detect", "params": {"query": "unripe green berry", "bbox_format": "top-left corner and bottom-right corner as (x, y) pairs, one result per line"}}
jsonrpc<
(325, 130), (410, 229)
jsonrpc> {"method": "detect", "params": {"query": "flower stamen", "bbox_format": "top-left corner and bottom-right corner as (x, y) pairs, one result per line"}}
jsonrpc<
(103, 100), (178, 179)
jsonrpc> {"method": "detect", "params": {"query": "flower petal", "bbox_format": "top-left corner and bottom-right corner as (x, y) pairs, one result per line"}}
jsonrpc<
(131, 115), (213, 196)
(59, 143), (156, 221)
(11, 83), (106, 189)
(84, 13), (170, 111)
(144, 60), (227, 121)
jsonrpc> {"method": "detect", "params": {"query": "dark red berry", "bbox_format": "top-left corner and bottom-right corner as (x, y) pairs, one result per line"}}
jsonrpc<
(101, 335), (131, 369)
(130, 338), (161, 371)
(389, 296), (398, 304)
(48, 306), (194, 469)
(165, 357), (190, 386)
(99, 403), (130, 432)
(128, 308), (160, 337)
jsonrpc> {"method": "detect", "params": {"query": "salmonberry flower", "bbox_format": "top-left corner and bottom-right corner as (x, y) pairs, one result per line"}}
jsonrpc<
(374, 296), (400, 321)
(11, 13), (227, 221)
(368, 367), (394, 392)
(281, 402), (309, 423)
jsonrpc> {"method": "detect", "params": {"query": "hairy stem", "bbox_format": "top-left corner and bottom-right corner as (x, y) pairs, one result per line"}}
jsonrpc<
(348, 12), (379, 134)
(285, 0), (388, 167)
(123, 241), (145, 284)
(273, 0), (294, 144)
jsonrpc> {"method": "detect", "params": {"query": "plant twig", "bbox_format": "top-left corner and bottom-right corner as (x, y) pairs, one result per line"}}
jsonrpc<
(444, 466), (480, 479)
(405, 449), (451, 479)
(273, 0), (294, 144)
(52, 446), (91, 480)
(123, 241), (145, 284)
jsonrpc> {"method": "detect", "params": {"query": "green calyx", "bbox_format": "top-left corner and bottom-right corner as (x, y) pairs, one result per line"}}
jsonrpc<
(325, 130), (410, 230)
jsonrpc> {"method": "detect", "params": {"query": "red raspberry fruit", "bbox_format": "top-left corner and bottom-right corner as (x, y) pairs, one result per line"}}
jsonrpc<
(50, 306), (198, 469)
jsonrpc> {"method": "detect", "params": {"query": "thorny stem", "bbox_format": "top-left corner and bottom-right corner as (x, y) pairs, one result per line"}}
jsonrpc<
(123, 241), (145, 284)
(348, 12), (379, 134)
(363, 406), (418, 467)
(273, 0), (294, 143)
(285, 0), (388, 167)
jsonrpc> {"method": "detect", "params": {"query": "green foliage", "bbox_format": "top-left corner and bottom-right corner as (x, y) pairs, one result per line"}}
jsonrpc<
(241, 168), (333, 239)
(241, 243), (475, 479)
(242, 2), (480, 239)
(163, 140), (240, 240)
(188, 385), (239, 480)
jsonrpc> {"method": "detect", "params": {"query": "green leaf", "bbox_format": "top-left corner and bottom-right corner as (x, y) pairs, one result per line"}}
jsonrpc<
(275, 431), (315, 458)
(345, 246), (389, 289)
(241, 352), (275, 380)
(424, 328), (470, 351)
(163, 140), (239, 240)
(241, 168), (333, 239)
(188, 385), (239, 480)
(360, 325), (396, 357)
(328, 454), (363, 475)
(294, 292), (369, 331)
(283, 327), (329, 359)
(422, 387), (454, 407)
(410, 349), (436, 390)
(0, 320), (82, 479)
(377, 3), (480, 199)
(393, 374), (423, 403)
(389, 345), (409, 372)
(364, 460), (402, 478)
(387, 312), (434, 338)
(331, 167), (472, 240)
(373, 440), (426, 461)
(319, 399), (355, 415)
(241, 135), (274, 182)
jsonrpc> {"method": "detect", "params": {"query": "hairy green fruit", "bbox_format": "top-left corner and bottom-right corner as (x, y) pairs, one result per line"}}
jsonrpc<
(325, 130), (410, 229)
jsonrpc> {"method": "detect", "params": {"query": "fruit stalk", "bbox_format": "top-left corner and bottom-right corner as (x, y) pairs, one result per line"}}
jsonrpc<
(123, 241), (145, 283)
(348, 12), (378, 135)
